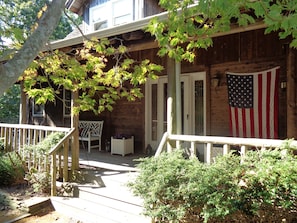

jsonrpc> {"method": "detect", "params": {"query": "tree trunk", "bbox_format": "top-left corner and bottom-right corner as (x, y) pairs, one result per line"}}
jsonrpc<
(0, 0), (67, 96)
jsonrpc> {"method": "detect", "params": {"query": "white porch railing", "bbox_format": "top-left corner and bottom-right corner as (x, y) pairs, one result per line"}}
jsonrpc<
(0, 123), (75, 196)
(155, 132), (297, 163)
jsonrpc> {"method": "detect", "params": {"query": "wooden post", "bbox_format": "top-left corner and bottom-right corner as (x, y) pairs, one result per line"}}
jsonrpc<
(19, 81), (27, 124)
(167, 57), (181, 152)
(63, 140), (69, 182)
(175, 61), (182, 135)
(71, 90), (79, 170)
(166, 57), (177, 152)
(287, 48), (297, 138)
(51, 152), (57, 196)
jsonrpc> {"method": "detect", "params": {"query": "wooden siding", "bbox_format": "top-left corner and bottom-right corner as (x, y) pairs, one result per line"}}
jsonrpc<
(30, 28), (291, 153)
(180, 29), (286, 139)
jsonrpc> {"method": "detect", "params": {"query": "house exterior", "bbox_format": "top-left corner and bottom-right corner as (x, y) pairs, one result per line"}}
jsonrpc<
(24, 0), (297, 156)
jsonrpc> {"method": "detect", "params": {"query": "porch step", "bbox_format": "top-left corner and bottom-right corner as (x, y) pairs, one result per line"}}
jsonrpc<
(51, 191), (150, 223)
(51, 169), (150, 223)
(78, 184), (143, 208)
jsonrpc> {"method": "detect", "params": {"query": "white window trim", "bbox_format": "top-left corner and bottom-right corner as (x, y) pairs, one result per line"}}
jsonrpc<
(89, 0), (143, 32)
(112, 0), (133, 26)
(63, 89), (72, 117)
(32, 100), (45, 117)
(90, 3), (110, 31)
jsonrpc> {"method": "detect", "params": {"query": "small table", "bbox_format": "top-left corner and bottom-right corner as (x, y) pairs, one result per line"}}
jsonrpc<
(111, 136), (134, 156)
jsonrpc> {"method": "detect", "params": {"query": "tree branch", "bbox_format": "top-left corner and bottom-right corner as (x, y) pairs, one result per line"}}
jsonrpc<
(0, 0), (67, 96)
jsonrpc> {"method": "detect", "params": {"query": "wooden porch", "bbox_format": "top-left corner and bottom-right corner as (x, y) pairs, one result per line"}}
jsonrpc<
(1, 123), (297, 222)
(51, 150), (150, 223)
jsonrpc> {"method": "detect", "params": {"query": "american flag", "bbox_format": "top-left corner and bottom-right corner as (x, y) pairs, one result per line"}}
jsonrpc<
(226, 67), (280, 139)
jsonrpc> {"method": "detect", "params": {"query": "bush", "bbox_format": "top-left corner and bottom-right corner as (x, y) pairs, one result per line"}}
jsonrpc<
(0, 151), (25, 187)
(128, 141), (297, 223)
(25, 132), (65, 193)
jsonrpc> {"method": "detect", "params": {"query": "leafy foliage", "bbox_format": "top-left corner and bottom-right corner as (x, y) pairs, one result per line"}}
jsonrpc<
(0, 151), (25, 187)
(0, 84), (20, 123)
(129, 141), (297, 222)
(21, 38), (162, 114)
(0, 0), (80, 58)
(25, 132), (65, 193)
(148, 0), (297, 62)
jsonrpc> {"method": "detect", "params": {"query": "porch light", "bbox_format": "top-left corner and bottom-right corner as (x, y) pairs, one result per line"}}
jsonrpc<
(211, 74), (220, 87)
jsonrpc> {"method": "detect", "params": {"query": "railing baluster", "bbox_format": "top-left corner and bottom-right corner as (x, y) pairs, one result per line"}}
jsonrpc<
(46, 154), (50, 174)
(19, 128), (22, 150)
(190, 141), (196, 158)
(51, 152), (57, 196)
(58, 151), (62, 180)
(0, 126), (3, 138)
(29, 129), (33, 145)
(223, 144), (230, 155)
(27, 149), (31, 171)
(240, 145), (247, 163)
(176, 140), (181, 149)
(206, 143), (212, 164)
(4, 127), (8, 151)
(13, 127), (17, 151)
(33, 129), (38, 145)
(63, 140), (69, 182)
(8, 127), (13, 151)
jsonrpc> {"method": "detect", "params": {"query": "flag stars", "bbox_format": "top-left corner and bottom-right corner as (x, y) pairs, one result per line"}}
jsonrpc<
(227, 74), (253, 108)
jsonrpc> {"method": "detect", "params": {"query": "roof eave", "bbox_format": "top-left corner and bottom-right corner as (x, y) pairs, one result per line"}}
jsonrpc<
(44, 12), (168, 51)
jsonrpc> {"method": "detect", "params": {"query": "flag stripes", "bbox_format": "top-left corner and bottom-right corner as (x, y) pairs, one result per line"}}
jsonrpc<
(226, 67), (280, 139)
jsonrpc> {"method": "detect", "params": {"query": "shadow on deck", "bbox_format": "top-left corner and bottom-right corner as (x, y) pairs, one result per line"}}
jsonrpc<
(51, 149), (151, 223)
(78, 149), (148, 171)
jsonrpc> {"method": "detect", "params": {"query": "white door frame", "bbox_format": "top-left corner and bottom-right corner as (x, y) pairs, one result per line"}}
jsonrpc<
(145, 72), (206, 150)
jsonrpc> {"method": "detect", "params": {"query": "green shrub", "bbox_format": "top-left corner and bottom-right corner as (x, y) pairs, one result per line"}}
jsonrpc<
(0, 151), (25, 186)
(27, 167), (51, 193)
(25, 132), (65, 193)
(24, 131), (65, 157)
(128, 140), (297, 223)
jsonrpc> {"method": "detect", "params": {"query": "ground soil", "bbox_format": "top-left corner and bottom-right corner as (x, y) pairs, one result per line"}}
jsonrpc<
(0, 184), (78, 223)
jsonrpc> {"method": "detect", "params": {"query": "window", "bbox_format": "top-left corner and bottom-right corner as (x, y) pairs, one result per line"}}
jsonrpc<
(32, 100), (44, 117)
(63, 89), (71, 117)
(112, 0), (133, 26)
(91, 5), (108, 30)
(90, 0), (137, 31)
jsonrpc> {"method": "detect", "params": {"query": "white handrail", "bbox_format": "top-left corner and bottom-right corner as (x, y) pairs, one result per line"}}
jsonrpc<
(155, 133), (297, 163)
(0, 123), (70, 132)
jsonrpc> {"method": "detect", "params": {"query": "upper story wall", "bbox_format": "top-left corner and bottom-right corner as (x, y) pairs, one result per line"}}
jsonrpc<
(80, 0), (163, 33)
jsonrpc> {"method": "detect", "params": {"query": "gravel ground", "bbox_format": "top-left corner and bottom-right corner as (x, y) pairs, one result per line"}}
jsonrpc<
(0, 184), (80, 223)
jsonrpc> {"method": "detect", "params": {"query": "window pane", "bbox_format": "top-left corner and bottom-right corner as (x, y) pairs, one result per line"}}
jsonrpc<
(163, 83), (167, 132)
(151, 84), (157, 141)
(112, 0), (133, 25)
(195, 80), (204, 135)
(114, 14), (131, 25)
(92, 6), (107, 23)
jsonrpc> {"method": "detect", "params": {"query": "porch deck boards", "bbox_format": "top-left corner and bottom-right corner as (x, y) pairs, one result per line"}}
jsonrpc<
(52, 150), (150, 223)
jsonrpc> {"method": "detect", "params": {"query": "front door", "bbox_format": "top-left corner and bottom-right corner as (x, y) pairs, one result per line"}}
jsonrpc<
(145, 72), (206, 151)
